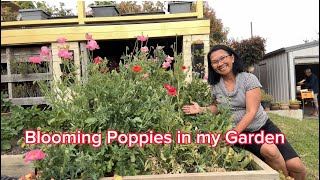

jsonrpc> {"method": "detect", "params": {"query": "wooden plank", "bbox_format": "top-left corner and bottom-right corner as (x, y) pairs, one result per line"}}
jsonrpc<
(2, 20), (209, 37)
(79, 42), (88, 83)
(6, 48), (13, 99)
(1, 18), (78, 27)
(84, 12), (198, 23)
(1, 155), (34, 177)
(1, 73), (52, 83)
(196, 1), (204, 18)
(100, 154), (278, 180)
(77, 1), (85, 25)
(9, 97), (48, 105)
(1, 48), (6, 63)
(2, 26), (209, 45)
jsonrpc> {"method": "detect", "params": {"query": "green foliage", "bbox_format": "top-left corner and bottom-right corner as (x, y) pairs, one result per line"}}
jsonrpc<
(19, 37), (252, 179)
(229, 36), (266, 67)
(1, 6), (19, 21)
(289, 99), (301, 105)
(260, 89), (273, 102)
(1, 92), (12, 113)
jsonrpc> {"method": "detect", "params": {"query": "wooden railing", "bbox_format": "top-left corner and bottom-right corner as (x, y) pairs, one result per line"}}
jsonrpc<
(1, 1), (203, 27)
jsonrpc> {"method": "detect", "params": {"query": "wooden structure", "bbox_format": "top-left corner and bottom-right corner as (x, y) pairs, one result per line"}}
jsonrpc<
(1, 1), (210, 105)
(1, 153), (279, 179)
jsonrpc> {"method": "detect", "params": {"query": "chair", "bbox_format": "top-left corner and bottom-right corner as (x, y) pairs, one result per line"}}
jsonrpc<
(300, 91), (314, 118)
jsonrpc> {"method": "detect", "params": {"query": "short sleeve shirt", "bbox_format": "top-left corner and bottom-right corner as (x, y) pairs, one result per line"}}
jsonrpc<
(211, 72), (268, 132)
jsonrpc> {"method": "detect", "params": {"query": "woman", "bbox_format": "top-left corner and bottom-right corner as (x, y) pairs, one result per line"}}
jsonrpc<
(182, 45), (306, 180)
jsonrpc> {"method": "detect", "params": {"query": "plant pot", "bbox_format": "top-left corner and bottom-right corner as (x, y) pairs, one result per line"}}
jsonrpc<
(18, 9), (49, 20)
(261, 101), (271, 109)
(121, 11), (165, 16)
(191, 44), (204, 53)
(168, 2), (192, 14)
(289, 104), (300, 110)
(90, 5), (119, 17)
(270, 105), (280, 110)
(193, 56), (204, 66)
(280, 104), (289, 110)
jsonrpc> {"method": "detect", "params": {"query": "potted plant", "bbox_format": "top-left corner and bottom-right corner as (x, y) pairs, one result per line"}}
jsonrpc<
(280, 102), (290, 110)
(90, 5), (119, 17)
(270, 102), (280, 110)
(18, 9), (49, 20)
(289, 100), (301, 110)
(168, 1), (192, 14)
(260, 90), (273, 111)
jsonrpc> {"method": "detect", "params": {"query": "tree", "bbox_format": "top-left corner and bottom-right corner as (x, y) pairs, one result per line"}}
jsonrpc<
(191, 2), (229, 46)
(14, 1), (36, 9)
(230, 36), (266, 68)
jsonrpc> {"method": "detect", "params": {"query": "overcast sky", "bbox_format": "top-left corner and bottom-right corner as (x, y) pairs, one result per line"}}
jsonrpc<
(45, 0), (319, 53)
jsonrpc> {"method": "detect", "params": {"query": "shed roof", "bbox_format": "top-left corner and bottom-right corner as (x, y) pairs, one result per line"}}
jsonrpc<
(264, 40), (319, 59)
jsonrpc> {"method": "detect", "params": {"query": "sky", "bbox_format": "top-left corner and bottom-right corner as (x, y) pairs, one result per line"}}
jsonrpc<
(43, 0), (319, 53)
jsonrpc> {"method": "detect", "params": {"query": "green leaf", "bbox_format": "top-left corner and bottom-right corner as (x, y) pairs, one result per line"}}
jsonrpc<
(130, 154), (136, 163)
(85, 117), (97, 124)
(1, 141), (11, 150)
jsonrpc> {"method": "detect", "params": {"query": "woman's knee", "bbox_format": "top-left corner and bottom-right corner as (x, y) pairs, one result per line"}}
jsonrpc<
(286, 157), (306, 174)
(260, 144), (281, 160)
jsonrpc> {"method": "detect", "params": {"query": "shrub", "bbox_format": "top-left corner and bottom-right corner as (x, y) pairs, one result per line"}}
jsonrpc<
(229, 36), (266, 68)
(21, 34), (252, 179)
(261, 90), (273, 102)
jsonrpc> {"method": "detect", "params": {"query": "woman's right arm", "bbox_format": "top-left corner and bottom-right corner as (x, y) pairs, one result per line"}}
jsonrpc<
(182, 101), (219, 115)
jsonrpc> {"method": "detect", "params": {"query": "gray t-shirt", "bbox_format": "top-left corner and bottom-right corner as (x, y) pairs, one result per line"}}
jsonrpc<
(211, 72), (268, 132)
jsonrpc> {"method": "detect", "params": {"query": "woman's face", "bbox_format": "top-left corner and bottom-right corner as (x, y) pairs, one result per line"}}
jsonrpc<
(210, 49), (234, 76)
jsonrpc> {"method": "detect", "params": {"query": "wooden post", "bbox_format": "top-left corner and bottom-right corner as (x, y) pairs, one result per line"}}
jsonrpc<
(77, 1), (85, 24)
(196, 1), (204, 18)
(6, 47), (13, 99)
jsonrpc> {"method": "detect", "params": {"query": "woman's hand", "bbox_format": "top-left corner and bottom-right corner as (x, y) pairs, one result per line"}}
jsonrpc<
(182, 101), (201, 115)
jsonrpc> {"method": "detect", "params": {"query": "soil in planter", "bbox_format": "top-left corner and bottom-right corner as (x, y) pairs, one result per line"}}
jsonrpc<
(1, 138), (29, 155)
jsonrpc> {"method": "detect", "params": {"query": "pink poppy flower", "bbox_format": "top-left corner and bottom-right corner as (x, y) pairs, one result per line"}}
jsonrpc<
(28, 56), (41, 64)
(203, 75), (208, 80)
(165, 55), (174, 63)
(24, 149), (46, 162)
(58, 49), (73, 60)
(85, 33), (93, 40)
(85, 40), (100, 51)
(136, 36), (148, 42)
(141, 46), (149, 53)
(162, 62), (171, 69)
(167, 86), (177, 96)
(40, 46), (51, 60)
(57, 38), (67, 43)
(142, 74), (149, 79)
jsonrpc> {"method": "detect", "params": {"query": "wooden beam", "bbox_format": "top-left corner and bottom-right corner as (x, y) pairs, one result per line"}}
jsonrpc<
(1, 19), (78, 27)
(196, 1), (204, 18)
(77, 1), (85, 25)
(1, 20), (210, 45)
(84, 12), (198, 23)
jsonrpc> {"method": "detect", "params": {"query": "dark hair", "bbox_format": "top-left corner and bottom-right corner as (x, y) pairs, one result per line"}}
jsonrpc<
(207, 45), (244, 85)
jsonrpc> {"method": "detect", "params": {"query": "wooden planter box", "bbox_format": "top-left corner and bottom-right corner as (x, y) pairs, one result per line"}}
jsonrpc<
(122, 11), (165, 16)
(90, 5), (119, 17)
(1, 155), (34, 177)
(1, 154), (279, 179)
(18, 9), (49, 21)
(168, 2), (192, 14)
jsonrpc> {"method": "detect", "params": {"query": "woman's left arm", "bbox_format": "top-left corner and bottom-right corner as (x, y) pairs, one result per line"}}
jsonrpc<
(233, 87), (261, 134)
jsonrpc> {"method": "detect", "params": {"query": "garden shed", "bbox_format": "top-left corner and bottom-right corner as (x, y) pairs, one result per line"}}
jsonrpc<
(253, 41), (319, 102)
(1, 1), (210, 106)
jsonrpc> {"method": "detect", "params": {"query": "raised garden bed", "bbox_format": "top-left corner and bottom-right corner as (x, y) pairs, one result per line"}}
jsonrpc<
(0, 153), (279, 179)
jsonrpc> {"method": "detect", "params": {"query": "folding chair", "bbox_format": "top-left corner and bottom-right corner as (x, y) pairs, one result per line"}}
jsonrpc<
(301, 91), (314, 119)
